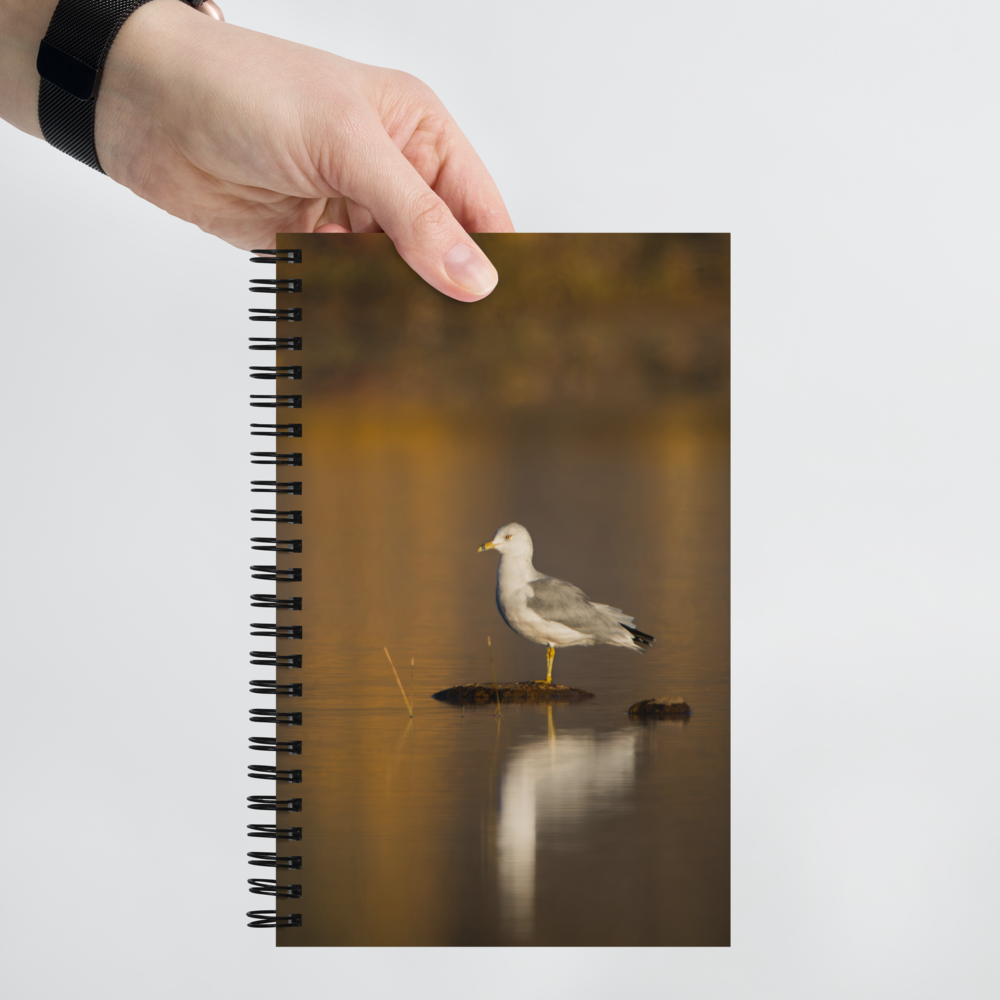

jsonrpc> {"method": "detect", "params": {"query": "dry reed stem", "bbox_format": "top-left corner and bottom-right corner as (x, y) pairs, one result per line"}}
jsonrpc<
(384, 647), (413, 717)
(487, 636), (501, 717)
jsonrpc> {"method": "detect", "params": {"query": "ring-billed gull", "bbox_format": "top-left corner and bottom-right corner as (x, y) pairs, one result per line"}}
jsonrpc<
(477, 523), (654, 684)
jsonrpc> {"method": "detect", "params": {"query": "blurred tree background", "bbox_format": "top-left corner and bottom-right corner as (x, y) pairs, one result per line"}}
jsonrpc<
(279, 233), (729, 410)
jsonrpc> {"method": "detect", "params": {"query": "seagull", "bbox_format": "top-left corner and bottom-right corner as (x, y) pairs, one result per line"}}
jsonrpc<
(477, 523), (654, 684)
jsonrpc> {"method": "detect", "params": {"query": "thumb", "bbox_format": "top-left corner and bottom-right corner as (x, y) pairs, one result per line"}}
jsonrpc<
(344, 132), (500, 303)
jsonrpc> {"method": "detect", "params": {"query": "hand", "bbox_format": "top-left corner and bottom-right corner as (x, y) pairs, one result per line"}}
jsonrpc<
(93, 0), (513, 300)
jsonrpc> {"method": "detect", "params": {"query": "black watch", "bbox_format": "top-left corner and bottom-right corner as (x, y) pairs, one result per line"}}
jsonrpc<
(37, 0), (220, 174)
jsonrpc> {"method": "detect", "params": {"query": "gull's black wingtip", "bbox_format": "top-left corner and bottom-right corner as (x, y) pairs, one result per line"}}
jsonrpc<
(624, 625), (655, 647)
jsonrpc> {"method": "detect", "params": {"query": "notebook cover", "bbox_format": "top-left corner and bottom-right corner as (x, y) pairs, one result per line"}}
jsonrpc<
(259, 233), (729, 946)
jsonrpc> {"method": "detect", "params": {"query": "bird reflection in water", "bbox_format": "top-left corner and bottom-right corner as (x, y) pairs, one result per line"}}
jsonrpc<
(496, 707), (638, 939)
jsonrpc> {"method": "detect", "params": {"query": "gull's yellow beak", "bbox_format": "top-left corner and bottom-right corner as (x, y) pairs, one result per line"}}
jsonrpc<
(477, 541), (495, 552)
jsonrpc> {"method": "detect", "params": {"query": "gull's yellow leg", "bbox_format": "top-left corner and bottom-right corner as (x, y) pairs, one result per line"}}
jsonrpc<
(545, 646), (555, 684)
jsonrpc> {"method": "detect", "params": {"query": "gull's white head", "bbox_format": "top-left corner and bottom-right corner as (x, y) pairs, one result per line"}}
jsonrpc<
(478, 522), (533, 559)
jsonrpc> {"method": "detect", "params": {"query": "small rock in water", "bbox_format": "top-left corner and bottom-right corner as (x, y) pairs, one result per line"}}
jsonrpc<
(432, 681), (595, 705)
(627, 697), (691, 719)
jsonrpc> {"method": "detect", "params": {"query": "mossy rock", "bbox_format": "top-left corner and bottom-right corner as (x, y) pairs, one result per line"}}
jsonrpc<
(432, 682), (595, 705)
(627, 697), (691, 719)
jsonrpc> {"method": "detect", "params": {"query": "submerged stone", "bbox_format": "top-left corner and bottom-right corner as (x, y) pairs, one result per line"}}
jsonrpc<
(431, 681), (595, 705)
(627, 697), (692, 719)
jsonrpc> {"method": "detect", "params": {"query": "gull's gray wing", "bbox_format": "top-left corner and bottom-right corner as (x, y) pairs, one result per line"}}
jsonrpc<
(590, 602), (635, 624)
(527, 577), (621, 636)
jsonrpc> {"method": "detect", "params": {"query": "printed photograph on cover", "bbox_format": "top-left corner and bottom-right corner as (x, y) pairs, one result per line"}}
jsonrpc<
(258, 232), (729, 946)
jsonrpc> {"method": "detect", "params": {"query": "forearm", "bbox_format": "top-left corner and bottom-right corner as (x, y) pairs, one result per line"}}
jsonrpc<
(0, 0), (60, 137)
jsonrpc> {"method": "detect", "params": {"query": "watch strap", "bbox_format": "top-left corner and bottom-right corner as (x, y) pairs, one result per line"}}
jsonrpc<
(37, 0), (204, 173)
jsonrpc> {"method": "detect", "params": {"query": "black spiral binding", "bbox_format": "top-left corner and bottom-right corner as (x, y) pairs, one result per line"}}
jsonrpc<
(250, 249), (302, 264)
(249, 309), (303, 323)
(249, 682), (303, 697)
(249, 765), (303, 783)
(248, 852), (302, 868)
(250, 337), (303, 351)
(251, 538), (303, 552)
(251, 566), (302, 582)
(247, 250), (303, 930)
(250, 425), (303, 438)
(251, 510), (303, 524)
(248, 824), (303, 840)
(250, 279), (303, 293)
(249, 795), (303, 811)
(251, 595), (303, 610)
(250, 366), (303, 380)
(250, 652), (302, 668)
(249, 879), (303, 898)
(250, 709), (303, 725)
(250, 395), (302, 408)
(250, 626), (303, 640)
(251, 481), (303, 495)
(250, 736), (302, 752)
(251, 452), (303, 466)
(247, 911), (303, 928)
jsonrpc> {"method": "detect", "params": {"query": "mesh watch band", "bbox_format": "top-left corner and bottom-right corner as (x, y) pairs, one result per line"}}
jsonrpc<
(37, 0), (205, 173)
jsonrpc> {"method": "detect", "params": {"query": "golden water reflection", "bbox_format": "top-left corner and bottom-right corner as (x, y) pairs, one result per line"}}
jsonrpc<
(498, 709), (641, 939)
(272, 401), (729, 946)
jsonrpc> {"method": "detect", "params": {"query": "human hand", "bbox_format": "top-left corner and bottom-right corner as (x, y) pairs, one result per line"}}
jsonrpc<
(93, 0), (513, 300)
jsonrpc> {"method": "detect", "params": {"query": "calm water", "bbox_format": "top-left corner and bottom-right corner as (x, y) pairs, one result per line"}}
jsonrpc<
(269, 401), (729, 946)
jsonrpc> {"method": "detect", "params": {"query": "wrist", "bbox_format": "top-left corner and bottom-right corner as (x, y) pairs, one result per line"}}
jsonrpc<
(94, 0), (223, 182)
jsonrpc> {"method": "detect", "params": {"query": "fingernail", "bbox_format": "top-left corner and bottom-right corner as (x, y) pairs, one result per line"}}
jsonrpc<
(443, 242), (498, 297)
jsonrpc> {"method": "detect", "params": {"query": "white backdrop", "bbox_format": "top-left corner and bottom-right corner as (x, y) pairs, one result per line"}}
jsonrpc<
(3, 1), (998, 997)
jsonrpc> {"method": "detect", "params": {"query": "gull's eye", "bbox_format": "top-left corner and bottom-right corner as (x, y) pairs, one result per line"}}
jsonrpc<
(505, 534), (512, 539)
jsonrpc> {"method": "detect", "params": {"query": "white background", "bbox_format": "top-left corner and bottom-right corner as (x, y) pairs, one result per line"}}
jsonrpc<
(3, 1), (998, 996)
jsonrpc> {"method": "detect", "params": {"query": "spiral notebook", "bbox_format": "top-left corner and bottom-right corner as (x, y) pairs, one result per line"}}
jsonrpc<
(245, 233), (731, 946)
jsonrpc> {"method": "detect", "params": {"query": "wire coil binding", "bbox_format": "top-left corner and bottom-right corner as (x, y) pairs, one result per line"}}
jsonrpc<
(247, 247), (304, 928)
(247, 910), (302, 928)
(250, 651), (302, 668)
(250, 424), (302, 438)
(249, 765), (303, 783)
(251, 510), (303, 524)
(250, 336), (303, 351)
(251, 566), (302, 581)
(250, 248), (302, 264)
(248, 852), (302, 868)
(249, 625), (303, 639)
(248, 824), (303, 840)
(250, 366), (302, 380)
(251, 452), (303, 466)
(248, 879), (303, 898)
(249, 736), (303, 752)
(250, 709), (303, 725)
(249, 308), (302, 323)
(249, 682), (303, 697)
(248, 795), (303, 811)
(250, 278), (302, 293)
(250, 395), (302, 408)
(251, 538), (303, 552)
(251, 595), (303, 610)
(251, 480), (303, 494)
